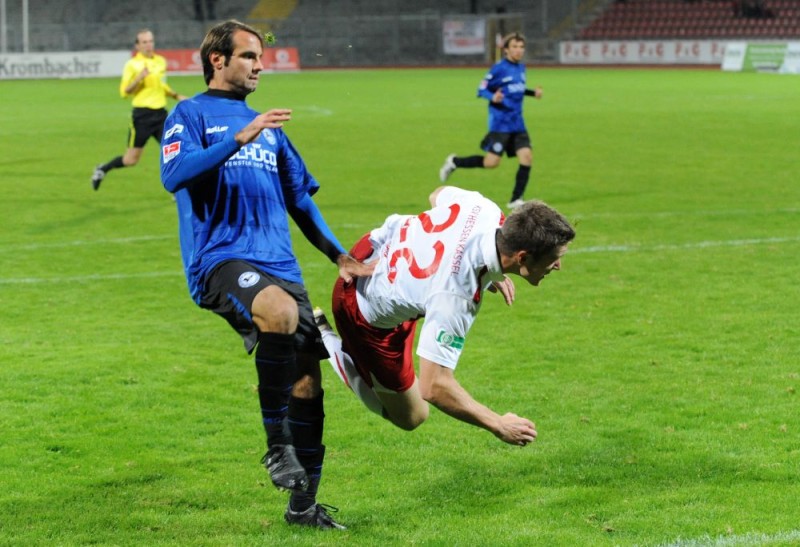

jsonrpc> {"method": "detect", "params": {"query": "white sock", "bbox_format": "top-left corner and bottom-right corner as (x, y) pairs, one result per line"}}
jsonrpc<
(319, 328), (384, 416)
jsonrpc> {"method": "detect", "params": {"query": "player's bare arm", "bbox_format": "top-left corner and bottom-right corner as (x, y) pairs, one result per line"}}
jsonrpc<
(418, 357), (537, 446)
(124, 68), (149, 95)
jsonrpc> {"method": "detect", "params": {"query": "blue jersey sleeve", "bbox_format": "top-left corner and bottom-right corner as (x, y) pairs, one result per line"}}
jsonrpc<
(160, 101), (241, 193)
(289, 193), (348, 263)
(277, 133), (321, 204)
(477, 67), (498, 102)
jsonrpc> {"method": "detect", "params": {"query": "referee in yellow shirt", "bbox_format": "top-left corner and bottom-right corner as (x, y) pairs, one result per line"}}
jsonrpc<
(92, 29), (186, 190)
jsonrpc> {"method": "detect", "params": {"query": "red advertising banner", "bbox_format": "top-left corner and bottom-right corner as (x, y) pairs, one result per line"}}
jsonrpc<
(263, 47), (300, 71)
(159, 47), (300, 74)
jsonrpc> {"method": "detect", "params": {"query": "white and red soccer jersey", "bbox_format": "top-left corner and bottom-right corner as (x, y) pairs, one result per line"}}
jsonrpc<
(356, 186), (506, 369)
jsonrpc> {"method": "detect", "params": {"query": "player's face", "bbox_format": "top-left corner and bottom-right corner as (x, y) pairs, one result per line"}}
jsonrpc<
(217, 30), (264, 95)
(519, 245), (567, 286)
(504, 39), (525, 63)
(136, 31), (155, 57)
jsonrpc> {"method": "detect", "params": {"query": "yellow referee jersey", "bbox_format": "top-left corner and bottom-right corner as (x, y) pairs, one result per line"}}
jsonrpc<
(119, 52), (176, 109)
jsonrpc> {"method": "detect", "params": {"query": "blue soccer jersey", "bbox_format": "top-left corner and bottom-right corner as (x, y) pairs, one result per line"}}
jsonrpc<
(477, 58), (528, 133)
(160, 91), (345, 303)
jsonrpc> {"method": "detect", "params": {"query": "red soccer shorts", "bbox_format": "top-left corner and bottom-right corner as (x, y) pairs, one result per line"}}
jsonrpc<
(331, 235), (418, 393)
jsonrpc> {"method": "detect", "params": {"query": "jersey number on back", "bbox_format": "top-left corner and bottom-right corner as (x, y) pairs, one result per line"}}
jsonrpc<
(387, 204), (461, 283)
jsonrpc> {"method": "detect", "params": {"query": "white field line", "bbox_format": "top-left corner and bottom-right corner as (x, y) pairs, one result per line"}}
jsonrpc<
(572, 235), (800, 254)
(0, 271), (182, 285)
(0, 235), (798, 285)
(656, 529), (800, 547)
(0, 235), (173, 252)
(570, 207), (800, 220)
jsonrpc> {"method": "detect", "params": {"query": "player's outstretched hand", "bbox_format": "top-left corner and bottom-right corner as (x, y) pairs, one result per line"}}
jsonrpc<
(495, 413), (537, 446)
(236, 109), (292, 145)
(337, 254), (376, 284)
(488, 275), (515, 305)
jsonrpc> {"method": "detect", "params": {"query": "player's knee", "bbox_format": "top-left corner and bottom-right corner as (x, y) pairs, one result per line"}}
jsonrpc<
(390, 405), (429, 431)
(252, 286), (298, 333)
(483, 157), (500, 169)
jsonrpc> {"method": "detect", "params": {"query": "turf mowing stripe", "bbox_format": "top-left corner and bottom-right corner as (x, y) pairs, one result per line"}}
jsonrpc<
(1, 236), (798, 285)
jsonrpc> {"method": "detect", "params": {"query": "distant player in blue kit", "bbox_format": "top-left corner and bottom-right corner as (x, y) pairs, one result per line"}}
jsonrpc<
(439, 32), (543, 209)
(160, 20), (372, 530)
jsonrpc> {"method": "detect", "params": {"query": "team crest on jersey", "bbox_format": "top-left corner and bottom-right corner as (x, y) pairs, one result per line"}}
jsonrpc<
(238, 271), (261, 288)
(436, 330), (464, 350)
(162, 142), (181, 163)
(164, 123), (184, 139)
(261, 129), (277, 146)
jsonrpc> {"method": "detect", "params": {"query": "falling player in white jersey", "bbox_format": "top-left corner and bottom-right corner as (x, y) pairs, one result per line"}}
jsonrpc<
(315, 186), (575, 446)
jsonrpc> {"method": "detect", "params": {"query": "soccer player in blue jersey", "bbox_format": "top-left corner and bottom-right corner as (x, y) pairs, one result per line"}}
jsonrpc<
(160, 20), (373, 530)
(439, 32), (543, 209)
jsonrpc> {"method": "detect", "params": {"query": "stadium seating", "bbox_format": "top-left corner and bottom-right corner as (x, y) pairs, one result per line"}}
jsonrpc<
(578, 0), (800, 40)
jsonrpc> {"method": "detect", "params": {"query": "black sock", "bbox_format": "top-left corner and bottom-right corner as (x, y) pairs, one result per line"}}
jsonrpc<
(288, 393), (325, 512)
(511, 165), (531, 201)
(101, 156), (125, 172)
(255, 332), (297, 447)
(454, 155), (484, 169)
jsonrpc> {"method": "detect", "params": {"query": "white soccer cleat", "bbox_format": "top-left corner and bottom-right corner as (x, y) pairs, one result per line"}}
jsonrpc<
(439, 154), (456, 182)
(507, 198), (525, 209)
(313, 307), (332, 332)
(91, 165), (106, 191)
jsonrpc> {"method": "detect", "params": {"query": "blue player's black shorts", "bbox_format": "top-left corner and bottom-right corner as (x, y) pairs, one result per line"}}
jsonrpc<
(480, 131), (531, 158)
(128, 107), (168, 148)
(200, 259), (326, 356)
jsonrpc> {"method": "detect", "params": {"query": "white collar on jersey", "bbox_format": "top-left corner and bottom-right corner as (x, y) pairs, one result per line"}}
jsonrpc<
(477, 229), (506, 284)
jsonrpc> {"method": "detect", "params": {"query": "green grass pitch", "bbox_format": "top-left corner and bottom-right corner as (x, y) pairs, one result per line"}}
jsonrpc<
(1, 66), (799, 546)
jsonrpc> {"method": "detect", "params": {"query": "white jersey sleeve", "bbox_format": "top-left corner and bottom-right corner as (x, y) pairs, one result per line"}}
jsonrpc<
(416, 292), (478, 369)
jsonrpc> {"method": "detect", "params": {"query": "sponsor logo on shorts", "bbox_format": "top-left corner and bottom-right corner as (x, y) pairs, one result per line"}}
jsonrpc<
(164, 123), (184, 139)
(436, 330), (464, 350)
(162, 141), (181, 163)
(492, 142), (503, 154)
(238, 271), (261, 288)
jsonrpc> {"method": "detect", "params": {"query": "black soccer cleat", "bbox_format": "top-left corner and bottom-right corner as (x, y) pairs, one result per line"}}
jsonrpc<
(262, 444), (309, 492)
(284, 503), (347, 530)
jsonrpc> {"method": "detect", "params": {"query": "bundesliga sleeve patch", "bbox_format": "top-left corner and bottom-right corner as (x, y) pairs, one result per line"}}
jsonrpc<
(162, 141), (181, 163)
(436, 330), (465, 350)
